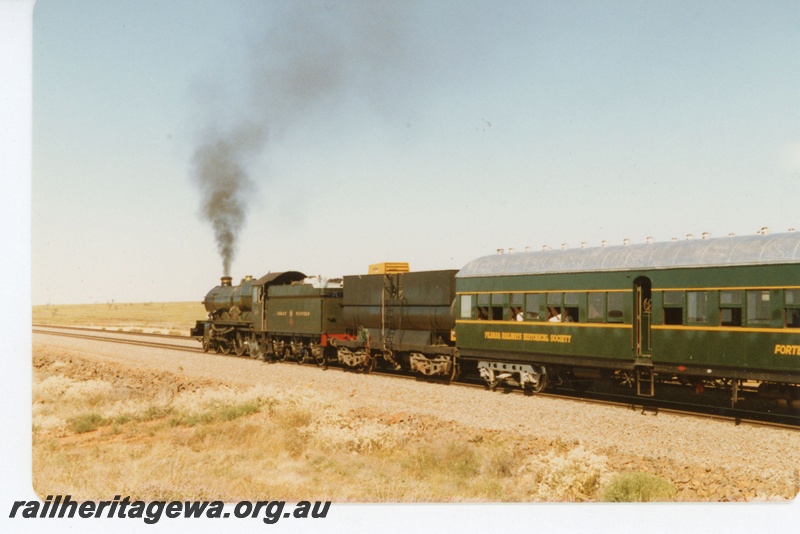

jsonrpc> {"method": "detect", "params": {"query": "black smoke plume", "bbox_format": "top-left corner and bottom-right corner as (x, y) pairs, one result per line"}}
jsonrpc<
(191, 129), (259, 276)
(191, 2), (411, 276)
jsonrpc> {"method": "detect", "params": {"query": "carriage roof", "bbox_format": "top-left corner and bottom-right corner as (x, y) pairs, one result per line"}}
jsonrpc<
(456, 233), (800, 278)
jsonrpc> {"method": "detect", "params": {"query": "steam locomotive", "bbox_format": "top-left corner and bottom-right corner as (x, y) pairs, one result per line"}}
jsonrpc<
(191, 265), (457, 376)
(191, 232), (800, 411)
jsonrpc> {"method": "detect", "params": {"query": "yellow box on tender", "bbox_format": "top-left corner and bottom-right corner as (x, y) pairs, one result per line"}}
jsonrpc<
(368, 262), (410, 274)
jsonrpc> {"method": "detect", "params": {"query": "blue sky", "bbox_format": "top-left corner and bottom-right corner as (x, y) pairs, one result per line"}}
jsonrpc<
(27, 0), (800, 304)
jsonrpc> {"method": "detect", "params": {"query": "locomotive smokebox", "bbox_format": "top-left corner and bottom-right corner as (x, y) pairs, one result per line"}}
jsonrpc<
(204, 275), (254, 316)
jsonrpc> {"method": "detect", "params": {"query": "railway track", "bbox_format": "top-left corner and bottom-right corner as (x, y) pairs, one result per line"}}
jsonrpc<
(32, 326), (200, 354)
(32, 323), (190, 339)
(33, 326), (799, 429)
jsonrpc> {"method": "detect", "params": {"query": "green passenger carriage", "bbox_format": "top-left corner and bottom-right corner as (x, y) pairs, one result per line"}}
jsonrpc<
(454, 232), (800, 405)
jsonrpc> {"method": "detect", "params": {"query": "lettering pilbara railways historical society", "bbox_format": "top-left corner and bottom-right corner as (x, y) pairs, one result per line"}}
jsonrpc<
(483, 331), (573, 344)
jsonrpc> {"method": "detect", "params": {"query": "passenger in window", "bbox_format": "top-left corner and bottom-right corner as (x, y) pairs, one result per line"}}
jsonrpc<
(548, 308), (562, 322)
(512, 307), (524, 321)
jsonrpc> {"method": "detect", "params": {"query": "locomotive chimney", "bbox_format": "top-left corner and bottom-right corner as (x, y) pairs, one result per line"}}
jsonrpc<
(220, 276), (233, 287)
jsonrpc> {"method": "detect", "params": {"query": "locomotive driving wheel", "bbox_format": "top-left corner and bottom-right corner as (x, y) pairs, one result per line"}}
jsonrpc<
(297, 347), (309, 365)
(233, 333), (247, 356)
(219, 338), (232, 355)
(249, 337), (264, 359)
(278, 347), (289, 362)
(311, 345), (325, 367)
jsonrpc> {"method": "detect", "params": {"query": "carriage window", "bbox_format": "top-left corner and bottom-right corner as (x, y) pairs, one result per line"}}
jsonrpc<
(525, 293), (542, 320)
(663, 291), (683, 325)
(561, 293), (578, 322)
(490, 294), (505, 320)
(461, 295), (472, 319)
(588, 293), (605, 322)
(786, 289), (800, 328)
(477, 293), (490, 320)
(746, 290), (771, 326)
(720, 308), (742, 326)
(719, 290), (743, 327)
(546, 293), (563, 321)
(510, 293), (524, 321)
(607, 292), (624, 323)
(720, 290), (743, 305)
(687, 291), (707, 324)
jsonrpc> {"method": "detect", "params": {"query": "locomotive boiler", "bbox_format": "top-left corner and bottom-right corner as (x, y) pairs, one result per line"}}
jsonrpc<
(202, 275), (254, 321)
(190, 275), (256, 354)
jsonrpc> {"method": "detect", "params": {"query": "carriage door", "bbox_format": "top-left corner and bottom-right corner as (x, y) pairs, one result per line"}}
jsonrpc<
(633, 277), (652, 357)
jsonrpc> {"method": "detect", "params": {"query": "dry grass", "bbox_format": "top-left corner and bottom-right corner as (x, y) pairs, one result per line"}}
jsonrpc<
(32, 349), (677, 502)
(601, 472), (677, 502)
(32, 301), (205, 334)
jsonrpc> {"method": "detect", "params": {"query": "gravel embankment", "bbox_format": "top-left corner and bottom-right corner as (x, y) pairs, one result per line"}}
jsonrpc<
(32, 332), (800, 501)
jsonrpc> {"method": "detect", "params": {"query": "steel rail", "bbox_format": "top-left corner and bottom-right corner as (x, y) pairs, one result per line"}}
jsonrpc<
(32, 328), (201, 353)
(32, 323), (190, 339)
(33, 327), (799, 429)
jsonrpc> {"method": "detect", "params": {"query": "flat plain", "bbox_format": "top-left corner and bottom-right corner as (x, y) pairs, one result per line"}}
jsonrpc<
(32, 301), (205, 334)
(31, 302), (800, 502)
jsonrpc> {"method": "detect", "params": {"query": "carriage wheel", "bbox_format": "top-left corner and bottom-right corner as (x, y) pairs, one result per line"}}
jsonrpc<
(524, 373), (547, 395)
